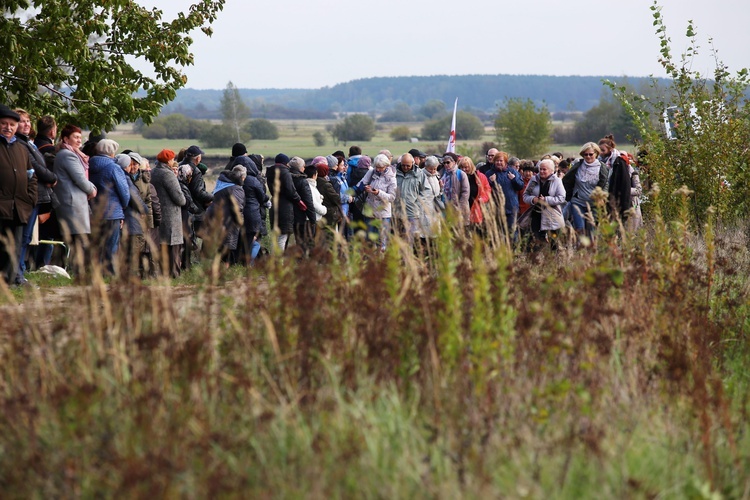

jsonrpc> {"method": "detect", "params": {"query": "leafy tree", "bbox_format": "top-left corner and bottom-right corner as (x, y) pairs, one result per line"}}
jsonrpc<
(0, 0), (224, 132)
(333, 114), (376, 144)
(221, 81), (250, 142)
(571, 97), (640, 145)
(390, 126), (411, 141)
(494, 98), (551, 158)
(378, 102), (414, 122)
(141, 123), (167, 140)
(609, 1), (750, 224)
(312, 131), (326, 147)
(200, 124), (235, 148)
(244, 118), (279, 140)
(421, 111), (484, 141)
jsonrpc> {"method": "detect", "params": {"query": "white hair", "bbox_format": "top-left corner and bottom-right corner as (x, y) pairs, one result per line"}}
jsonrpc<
(373, 153), (391, 169)
(424, 155), (440, 168)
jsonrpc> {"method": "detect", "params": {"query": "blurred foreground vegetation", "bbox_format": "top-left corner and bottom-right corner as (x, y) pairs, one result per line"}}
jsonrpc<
(1, 193), (749, 498)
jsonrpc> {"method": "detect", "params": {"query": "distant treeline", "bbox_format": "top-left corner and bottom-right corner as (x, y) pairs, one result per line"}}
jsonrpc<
(162, 74), (668, 119)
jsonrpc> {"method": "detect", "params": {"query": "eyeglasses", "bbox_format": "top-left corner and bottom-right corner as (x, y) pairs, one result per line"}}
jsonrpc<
(583, 153), (597, 157)
(443, 159), (453, 164)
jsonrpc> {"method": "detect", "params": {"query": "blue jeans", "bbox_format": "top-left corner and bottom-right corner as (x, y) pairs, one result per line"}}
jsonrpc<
(101, 220), (122, 274)
(568, 203), (597, 234)
(365, 216), (391, 251)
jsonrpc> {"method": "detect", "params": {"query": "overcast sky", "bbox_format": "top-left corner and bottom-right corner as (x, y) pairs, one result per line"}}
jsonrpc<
(145, 0), (749, 90)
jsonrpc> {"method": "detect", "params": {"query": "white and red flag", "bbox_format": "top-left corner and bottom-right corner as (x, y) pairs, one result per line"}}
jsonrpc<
(446, 98), (458, 153)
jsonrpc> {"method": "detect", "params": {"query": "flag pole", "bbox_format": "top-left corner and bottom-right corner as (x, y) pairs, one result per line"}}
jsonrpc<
(446, 97), (458, 153)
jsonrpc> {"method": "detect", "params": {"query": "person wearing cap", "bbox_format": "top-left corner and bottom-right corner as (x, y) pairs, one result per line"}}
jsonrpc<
(232, 156), (268, 264)
(89, 139), (130, 275)
(150, 150), (186, 277)
(116, 152), (149, 277)
(408, 148), (427, 168)
(0, 104), (37, 285)
(179, 144), (213, 268)
(225, 142), (247, 171)
(266, 153), (304, 251)
(288, 157), (317, 254)
(312, 156), (342, 230)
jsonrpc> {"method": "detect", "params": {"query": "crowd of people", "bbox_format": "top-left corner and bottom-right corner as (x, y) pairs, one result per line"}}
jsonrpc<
(0, 102), (644, 286)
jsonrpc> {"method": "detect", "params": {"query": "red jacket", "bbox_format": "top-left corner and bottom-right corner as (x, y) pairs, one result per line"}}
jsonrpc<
(470, 171), (491, 224)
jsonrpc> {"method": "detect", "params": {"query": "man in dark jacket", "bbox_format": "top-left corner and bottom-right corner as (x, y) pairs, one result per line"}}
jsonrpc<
(266, 153), (305, 251)
(0, 104), (37, 285)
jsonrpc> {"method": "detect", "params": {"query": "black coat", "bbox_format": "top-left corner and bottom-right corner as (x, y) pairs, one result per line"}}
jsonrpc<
(607, 155), (632, 220)
(291, 171), (316, 224)
(317, 176), (342, 225)
(266, 162), (300, 235)
(17, 132), (56, 206)
(231, 157), (268, 236)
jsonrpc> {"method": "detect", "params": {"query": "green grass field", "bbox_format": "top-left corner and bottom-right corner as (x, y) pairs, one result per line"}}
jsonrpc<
(108, 120), (622, 161)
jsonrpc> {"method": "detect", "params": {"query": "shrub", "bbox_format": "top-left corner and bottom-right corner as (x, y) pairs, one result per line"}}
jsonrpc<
(312, 130), (326, 147)
(389, 126), (411, 141)
(199, 124), (237, 148)
(244, 118), (279, 140)
(421, 111), (484, 141)
(333, 114), (376, 144)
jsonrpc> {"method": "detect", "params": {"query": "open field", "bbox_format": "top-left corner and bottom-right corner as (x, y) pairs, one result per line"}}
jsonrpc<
(107, 120), (631, 161)
(1, 205), (748, 497)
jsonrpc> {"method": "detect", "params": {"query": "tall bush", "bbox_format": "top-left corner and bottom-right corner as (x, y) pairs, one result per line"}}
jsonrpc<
(608, 1), (750, 224)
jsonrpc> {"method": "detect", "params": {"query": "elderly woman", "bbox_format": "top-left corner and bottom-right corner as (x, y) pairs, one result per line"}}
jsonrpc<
(115, 153), (148, 276)
(150, 149), (185, 277)
(312, 156), (343, 230)
(523, 158), (566, 248)
(440, 153), (470, 225)
(458, 156), (490, 229)
(395, 153), (425, 245)
(88, 138), (130, 274)
(354, 153), (397, 250)
(562, 142), (609, 236)
(53, 124), (97, 275)
(420, 155), (443, 240)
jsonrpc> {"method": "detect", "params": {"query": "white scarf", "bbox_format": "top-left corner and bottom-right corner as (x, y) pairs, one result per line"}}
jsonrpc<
(579, 159), (601, 184)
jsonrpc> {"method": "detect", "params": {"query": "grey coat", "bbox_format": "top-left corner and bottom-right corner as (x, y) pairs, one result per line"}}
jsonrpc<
(522, 173), (566, 231)
(150, 162), (186, 245)
(53, 148), (96, 235)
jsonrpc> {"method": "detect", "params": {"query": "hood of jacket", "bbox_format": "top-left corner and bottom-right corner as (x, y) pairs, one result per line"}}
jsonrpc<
(233, 155), (260, 177)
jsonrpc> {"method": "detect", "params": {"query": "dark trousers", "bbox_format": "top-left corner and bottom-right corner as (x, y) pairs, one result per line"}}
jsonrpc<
(0, 220), (24, 284)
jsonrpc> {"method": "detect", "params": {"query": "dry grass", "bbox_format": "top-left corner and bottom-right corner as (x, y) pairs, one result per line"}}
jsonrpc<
(0, 197), (749, 497)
